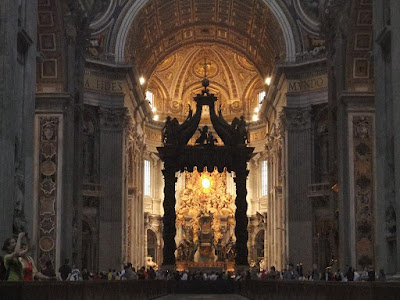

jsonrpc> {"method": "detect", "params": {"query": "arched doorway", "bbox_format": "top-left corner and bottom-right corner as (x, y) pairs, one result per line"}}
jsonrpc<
(147, 229), (157, 263)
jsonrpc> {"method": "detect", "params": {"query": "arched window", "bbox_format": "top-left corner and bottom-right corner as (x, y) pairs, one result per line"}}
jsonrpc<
(145, 90), (154, 108)
(261, 160), (268, 197)
(258, 91), (266, 107)
(144, 160), (151, 196)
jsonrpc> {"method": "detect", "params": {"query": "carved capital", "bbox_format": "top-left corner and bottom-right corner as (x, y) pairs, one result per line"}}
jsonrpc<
(99, 107), (127, 130)
(282, 107), (311, 130)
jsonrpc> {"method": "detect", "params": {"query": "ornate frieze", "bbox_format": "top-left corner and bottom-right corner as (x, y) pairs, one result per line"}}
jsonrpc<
(351, 115), (375, 269)
(37, 116), (60, 269)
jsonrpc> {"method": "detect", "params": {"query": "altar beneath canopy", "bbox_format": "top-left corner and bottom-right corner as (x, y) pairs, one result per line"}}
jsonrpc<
(175, 169), (237, 271)
(157, 77), (254, 270)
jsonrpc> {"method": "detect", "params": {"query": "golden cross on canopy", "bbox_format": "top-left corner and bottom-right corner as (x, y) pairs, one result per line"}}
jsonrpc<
(200, 58), (211, 78)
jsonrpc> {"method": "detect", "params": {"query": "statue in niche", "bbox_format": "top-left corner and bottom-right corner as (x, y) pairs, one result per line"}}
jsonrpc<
(195, 126), (208, 145)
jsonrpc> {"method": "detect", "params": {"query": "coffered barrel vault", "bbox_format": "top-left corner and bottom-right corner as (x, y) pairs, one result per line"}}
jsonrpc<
(120, 0), (289, 77)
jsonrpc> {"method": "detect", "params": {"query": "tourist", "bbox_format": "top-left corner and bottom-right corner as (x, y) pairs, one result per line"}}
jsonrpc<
(283, 263), (299, 280)
(69, 265), (82, 281)
(266, 266), (280, 280)
(147, 266), (156, 279)
(345, 267), (354, 281)
(334, 269), (344, 281)
(378, 269), (386, 281)
(361, 267), (369, 281)
(310, 264), (319, 281)
(107, 269), (113, 280)
(41, 260), (57, 279)
(2, 232), (26, 281)
(367, 266), (376, 281)
(181, 271), (188, 280)
(81, 268), (90, 280)
(58, 258), (72, 281)
(19, 241), (54, 281)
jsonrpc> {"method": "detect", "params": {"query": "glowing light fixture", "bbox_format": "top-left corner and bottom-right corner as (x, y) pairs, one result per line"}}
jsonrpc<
(252, 115), (259, 122)
(254, 107), (260, 113)
(139, 76), (145, 85)
(152, 107), (157, 113)
(202, 178), (211, 189)
(265, 77), (271, 86)
(153, 114), (159, 121)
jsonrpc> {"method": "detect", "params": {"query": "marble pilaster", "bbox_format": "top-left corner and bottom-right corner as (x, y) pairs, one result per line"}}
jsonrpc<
(283, 106), (313, 271)
(98, 107), (126, 270)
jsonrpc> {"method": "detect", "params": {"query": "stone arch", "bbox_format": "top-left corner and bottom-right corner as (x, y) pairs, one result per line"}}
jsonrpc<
(145, 224), (162, 265)
(112, 0), (297, 63)
(146, 228), (157, 262)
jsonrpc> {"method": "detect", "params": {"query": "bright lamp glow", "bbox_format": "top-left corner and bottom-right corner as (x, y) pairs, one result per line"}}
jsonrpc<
(153, 115), (159, 121)
(139, 77), (145, 85)
(254, 107), (260, 113)
(265, 77), (271, 86)
(202, 178), (211, 189)
(152, 107), (157, 113)
(252, 115), (259, 121)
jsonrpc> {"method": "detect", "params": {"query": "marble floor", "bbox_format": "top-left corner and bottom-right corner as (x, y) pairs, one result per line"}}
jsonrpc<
(155, 295), (249, 300)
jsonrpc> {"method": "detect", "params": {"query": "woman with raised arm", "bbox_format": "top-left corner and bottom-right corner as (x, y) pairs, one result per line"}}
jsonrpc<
(19, 235), (56, 281)
(1, 232), (25, 281)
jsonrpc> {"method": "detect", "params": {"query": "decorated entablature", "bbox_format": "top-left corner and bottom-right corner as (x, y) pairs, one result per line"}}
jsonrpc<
(176, 168), (236, 246)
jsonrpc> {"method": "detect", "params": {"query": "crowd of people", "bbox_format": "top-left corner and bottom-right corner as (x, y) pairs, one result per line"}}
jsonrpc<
(0, 232), (388, 282)
(256, 263), (387, 282)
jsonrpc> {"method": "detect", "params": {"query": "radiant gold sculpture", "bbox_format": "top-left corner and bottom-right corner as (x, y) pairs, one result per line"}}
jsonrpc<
(176, 168), (236, 257)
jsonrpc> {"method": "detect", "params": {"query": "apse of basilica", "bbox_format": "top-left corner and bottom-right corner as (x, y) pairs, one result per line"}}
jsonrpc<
(0, 0), (399, 278)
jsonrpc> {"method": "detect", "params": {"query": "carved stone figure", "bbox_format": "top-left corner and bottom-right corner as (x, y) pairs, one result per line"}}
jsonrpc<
(195, 126), (208, 145)
(206, 132), (217, 145)
(162, 116), (179, 144)
(237, 116), (248, 143)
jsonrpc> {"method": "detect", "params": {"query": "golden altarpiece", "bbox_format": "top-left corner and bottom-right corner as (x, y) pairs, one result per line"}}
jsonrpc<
(175, 169), (236, 271)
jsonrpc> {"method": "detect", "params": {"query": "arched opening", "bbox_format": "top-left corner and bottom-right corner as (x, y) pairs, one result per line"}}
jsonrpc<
(255, 229), (265, 260)
(147, 229), (157, 263)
